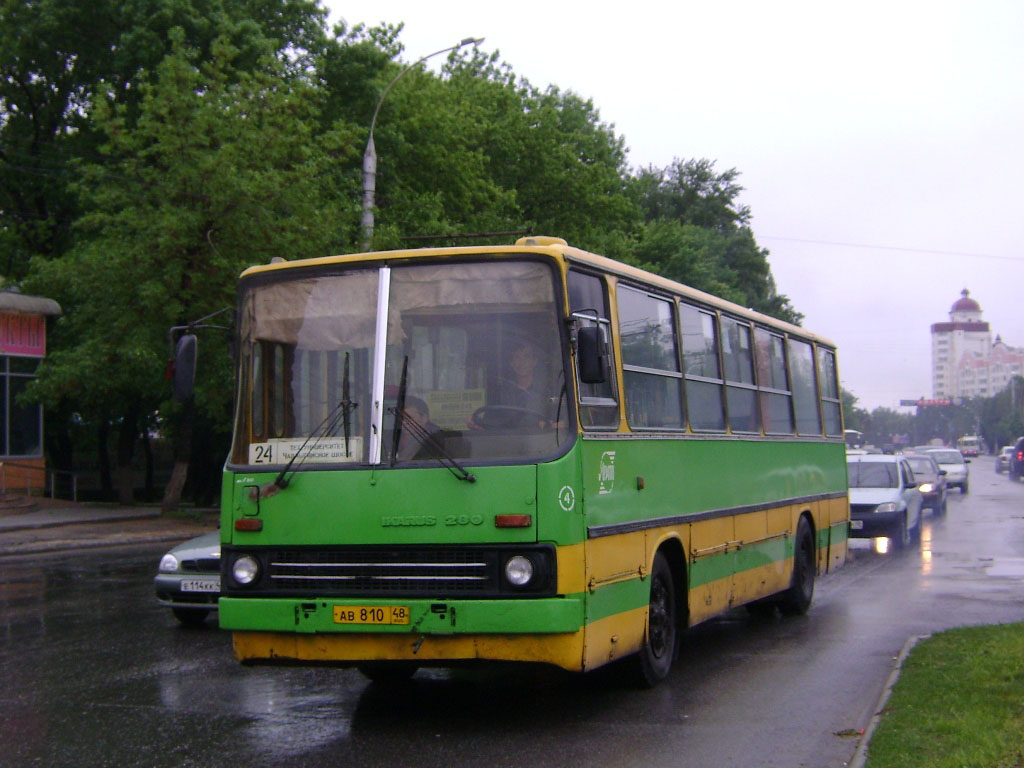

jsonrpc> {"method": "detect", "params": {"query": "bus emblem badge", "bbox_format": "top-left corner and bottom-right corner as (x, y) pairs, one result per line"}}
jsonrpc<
(598, 451), (616, 495)
(558, 486), (575, 511)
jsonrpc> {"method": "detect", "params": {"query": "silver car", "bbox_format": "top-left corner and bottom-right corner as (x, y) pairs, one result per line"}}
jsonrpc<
(154, 531), (220, 626)
(925, 448), (970, 493)
(847, 454), (924, 548)
(996, 446), (1014, 473)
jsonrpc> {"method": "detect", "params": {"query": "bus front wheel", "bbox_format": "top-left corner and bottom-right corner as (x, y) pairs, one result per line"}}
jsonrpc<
(632, 552), (678, 687)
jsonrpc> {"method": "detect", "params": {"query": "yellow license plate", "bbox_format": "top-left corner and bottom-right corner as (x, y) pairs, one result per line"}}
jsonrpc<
(333, 605), (410, 625)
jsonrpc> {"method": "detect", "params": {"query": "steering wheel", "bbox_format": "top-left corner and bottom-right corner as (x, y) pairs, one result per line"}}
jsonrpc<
(471, 405), (549, 431)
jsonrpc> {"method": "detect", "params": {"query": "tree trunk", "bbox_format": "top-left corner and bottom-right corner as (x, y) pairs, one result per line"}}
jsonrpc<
(161, 399), (193, 514)
(116, 409), (137, 506)
(143, 432), (155, 500)
(97, 419), (113, 501)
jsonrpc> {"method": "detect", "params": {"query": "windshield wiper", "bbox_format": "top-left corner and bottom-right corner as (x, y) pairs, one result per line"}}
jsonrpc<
(389, 356), (475, 483)
(253, 360), (358, 498)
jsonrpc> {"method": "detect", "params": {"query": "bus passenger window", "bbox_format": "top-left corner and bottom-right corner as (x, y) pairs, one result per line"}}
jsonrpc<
(680, 303), (725, 431)
(817, 348), (843, 436)
(755, 329), (793, 434)
(788, 338), (822, 436)
(721, 317), (758, 433)
(617, 286), (682, 429)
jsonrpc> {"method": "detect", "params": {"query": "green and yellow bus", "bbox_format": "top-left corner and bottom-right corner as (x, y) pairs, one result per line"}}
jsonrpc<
(212, 236), (849, 685)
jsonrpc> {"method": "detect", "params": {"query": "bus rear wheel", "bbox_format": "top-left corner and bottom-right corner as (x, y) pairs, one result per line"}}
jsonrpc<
(631, 552), (678, 687)
(778, 518), (815, 616)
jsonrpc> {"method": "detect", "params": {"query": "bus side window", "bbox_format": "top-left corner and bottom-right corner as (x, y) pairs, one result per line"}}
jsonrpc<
(817, 348), (843, 437)
(617, 286), (683, 429)
(679, 303), (725, 431)
(788, 338), (822, 436)
(568, 270), (619, 428)
(721, 316), (758, 433)
(755, 328), (794, 434)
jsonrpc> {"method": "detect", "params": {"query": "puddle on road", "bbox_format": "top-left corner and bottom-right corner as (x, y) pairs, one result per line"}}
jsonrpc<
(983, 558), (1024, 578)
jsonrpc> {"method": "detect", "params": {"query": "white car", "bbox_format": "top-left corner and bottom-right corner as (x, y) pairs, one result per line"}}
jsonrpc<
(847, 454), (924, 548)
(996, 446), (1014, 473)
(925, 449), (970, 493)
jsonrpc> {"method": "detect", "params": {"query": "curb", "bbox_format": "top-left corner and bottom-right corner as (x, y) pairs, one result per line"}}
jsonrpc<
(0, 510), (161, 533)
(0, 530), (201, 557)
(849, 633), (930, 768)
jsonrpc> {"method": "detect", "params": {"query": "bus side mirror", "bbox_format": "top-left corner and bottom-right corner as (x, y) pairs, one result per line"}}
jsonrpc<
(577, 326), (608, 384)
(173, 334), (198, 401)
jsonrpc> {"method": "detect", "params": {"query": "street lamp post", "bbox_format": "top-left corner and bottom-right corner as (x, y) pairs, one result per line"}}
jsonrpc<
(360, 36), (484, 251)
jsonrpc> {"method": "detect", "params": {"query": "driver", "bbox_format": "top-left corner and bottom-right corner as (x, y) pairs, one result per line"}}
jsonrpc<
(500, 342), (549, 415)
(469, 341), (557, 430)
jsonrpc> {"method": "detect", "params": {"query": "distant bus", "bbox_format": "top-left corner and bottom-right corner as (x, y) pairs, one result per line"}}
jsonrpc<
(957, 435), (980, 457)
(206, 235), (850, 686)
(845, 429), (864, 449)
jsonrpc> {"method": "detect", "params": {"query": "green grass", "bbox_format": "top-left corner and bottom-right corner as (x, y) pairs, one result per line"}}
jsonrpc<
(865, 624), (1024, 768)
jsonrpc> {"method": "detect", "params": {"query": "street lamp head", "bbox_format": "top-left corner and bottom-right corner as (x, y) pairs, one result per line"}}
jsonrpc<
(460, 37), (485, 46)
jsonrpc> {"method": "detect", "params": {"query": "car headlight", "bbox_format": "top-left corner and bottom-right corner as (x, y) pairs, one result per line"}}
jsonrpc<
(504, 555), (535, 587)
(919, 483), (935, 493)
(158, 554), (180, 573)
(232, 555), (261, 585)
(876, 502), (899, 513)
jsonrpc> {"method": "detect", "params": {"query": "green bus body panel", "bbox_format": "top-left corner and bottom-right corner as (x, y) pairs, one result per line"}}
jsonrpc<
(226, 464), (543, 547)
(220, 595), (585, 635)
(579, 436), (847, 530)
(220, 436), (846, 639)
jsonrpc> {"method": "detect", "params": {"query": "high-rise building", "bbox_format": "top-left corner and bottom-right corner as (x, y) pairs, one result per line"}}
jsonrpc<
(931, 289), (1023, 399)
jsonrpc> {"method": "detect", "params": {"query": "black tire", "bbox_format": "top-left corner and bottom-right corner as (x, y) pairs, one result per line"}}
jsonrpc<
(935, 497), (947, 518)
(631, 552), (678, 687)
(357, 662), (419, 685)
(172, 607), (210, 627)
(890, 512), (910, 549)
(960, 482), (969, 494)
(779, 518), (815, 616)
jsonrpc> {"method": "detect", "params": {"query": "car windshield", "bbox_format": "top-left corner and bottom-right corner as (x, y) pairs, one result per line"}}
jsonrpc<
(928, 450), (963, 464)
(905, 457), (936, 475)
(847, 461), (898, 488)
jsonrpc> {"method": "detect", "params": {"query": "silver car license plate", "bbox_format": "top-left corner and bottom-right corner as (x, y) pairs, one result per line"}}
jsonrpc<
(181, 579), (220, 593)
(850, 520), (863, 530)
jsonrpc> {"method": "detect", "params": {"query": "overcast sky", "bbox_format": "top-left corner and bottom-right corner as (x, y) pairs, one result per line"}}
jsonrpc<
(326, 0), (1024, 411)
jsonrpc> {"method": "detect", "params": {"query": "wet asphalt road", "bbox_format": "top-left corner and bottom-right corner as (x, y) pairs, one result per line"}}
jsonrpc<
(1, 455), (1022, 768)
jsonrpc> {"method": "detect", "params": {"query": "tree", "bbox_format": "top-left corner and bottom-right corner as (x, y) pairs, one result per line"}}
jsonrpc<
(25, 28), (357, 508)
(0, 0), (333, 278)
(628, 160), (800, 324)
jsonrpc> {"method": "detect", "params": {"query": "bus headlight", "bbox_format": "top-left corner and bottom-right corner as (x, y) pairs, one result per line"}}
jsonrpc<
(504, 555), (535, 587)
(232, 555), (261, 585)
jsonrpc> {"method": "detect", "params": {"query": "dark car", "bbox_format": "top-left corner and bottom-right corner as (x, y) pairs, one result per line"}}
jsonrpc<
(154, 531), (220, 626)
(1009, 437), (1024, 482)
(903, 453), (947, 516)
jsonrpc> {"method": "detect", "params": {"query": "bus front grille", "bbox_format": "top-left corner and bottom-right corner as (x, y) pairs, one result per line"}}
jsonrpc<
(267, 548), (498, 595)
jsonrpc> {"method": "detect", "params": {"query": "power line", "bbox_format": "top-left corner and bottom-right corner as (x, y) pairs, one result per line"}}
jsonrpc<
(759, 236), (1023, 263)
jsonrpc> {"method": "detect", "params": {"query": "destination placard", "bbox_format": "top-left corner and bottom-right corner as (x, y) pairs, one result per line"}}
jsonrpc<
(248, 437), (363, 465)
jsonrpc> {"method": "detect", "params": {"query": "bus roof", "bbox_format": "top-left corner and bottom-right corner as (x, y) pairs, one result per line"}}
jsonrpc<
(239, 236), (836, 348)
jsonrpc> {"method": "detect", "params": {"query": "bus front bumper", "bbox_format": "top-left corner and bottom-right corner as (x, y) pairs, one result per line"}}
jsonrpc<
(220, 595), (587, 671)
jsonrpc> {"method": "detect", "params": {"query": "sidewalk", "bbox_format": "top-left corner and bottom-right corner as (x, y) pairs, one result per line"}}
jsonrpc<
(0, 495), (219, 556)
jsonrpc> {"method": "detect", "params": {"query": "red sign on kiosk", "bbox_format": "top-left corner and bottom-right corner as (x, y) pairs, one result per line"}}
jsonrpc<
(0, 312), (46, 357)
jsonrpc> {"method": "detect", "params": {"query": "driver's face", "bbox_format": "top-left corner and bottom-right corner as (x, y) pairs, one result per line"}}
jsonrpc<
(511, 345), (537, 376)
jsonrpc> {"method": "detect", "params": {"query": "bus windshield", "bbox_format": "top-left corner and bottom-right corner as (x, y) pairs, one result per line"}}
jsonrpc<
(231, 259), (571, 467)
